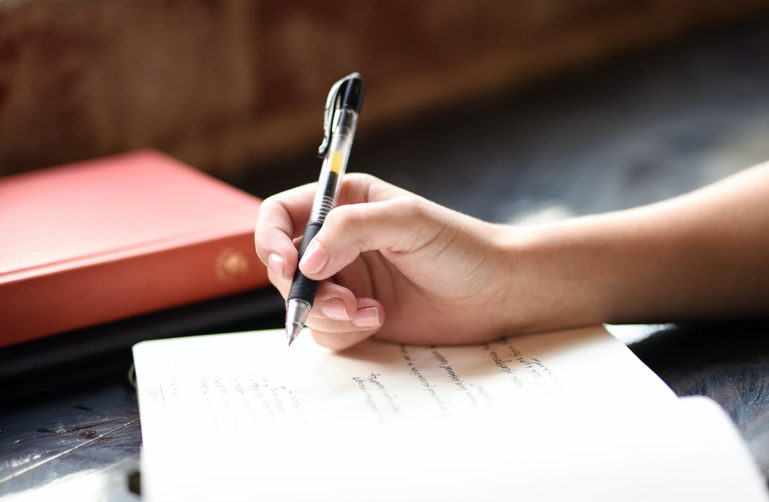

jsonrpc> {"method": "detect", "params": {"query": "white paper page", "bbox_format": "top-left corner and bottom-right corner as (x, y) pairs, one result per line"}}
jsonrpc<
(134, 327), (768, 501)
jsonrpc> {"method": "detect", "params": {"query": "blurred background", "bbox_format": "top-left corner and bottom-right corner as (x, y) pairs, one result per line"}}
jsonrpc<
(2, 0), (769, 221)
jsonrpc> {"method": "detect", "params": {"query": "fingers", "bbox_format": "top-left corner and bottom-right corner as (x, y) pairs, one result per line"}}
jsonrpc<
(267, 267), (385, 350)
(309, 298), (384, 351)
(254, 183), (317, 281)
(255, 173), (403, 349)
(255, 174), (397, 279)
(298, 196), (445, 280)
(268, 269), (358, 318)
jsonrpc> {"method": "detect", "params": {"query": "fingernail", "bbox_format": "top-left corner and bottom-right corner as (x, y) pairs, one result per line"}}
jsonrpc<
(268, 253), (284, 278)
(299, 240), (328, 275)
(353, 306), (380, 328)
(321, 298), (350, 320)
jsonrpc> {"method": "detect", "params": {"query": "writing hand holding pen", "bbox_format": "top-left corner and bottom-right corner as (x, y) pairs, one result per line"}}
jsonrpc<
(254, 74), (549, 350)
(255, 78), (769, 350)
(255, 73), (541, 350)
(256, 162), (769, 351)
(254, 173), (533, 350)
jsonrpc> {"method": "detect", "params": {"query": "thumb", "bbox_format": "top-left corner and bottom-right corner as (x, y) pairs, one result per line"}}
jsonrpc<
(297, 197), (446, 280)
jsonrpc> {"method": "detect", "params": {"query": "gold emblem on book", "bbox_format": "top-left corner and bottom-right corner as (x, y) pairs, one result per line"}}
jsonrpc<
(215, 248), (249, 282)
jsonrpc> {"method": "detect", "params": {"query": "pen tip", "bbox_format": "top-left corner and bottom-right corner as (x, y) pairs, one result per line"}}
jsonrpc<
(286, 323), (302, 347)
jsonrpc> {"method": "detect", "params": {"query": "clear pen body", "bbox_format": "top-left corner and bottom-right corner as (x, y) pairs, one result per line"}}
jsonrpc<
(285, 108), (359, 344)
(286, 72), (365, 345)
(309, 109), (359, 223)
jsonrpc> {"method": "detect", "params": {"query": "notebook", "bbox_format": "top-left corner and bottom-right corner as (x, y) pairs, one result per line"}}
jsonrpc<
(133, 327), (769, 501)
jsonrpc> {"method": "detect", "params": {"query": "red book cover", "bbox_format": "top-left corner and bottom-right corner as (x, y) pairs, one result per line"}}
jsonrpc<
(0, 150), (269, 347)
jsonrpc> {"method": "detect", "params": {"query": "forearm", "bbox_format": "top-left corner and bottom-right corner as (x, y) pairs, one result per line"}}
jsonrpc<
(505, 162), (769, 331)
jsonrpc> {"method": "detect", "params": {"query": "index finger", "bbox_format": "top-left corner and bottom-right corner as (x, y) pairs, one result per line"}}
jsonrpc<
(254, 174), (404, 279)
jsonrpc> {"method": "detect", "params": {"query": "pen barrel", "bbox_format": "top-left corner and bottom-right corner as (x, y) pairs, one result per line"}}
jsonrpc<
(287, 222), (323, 304)
(309, 110), (358, 223)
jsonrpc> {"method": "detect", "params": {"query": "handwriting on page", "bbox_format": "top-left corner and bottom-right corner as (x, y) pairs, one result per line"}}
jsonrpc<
(346, 340), (565, 423)
(141, 334), (573, 437)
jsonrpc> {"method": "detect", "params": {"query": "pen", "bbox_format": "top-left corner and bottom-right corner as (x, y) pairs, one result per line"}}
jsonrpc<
(285, 72), (365, 346)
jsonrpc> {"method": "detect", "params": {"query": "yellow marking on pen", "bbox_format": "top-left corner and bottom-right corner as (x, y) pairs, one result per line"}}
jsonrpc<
(330, 151), (344, 174)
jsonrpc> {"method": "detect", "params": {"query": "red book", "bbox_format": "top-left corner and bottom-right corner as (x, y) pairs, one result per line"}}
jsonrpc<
(0, 150), (269, 348)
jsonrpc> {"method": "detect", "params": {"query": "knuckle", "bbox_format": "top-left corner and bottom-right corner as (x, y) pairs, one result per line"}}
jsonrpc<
(327, 204), (365, 234)
(258, 196), (280, 217)
(255, 200), (278, 233)
(345, 172), (371, 183)
(391, 195), (430, 222)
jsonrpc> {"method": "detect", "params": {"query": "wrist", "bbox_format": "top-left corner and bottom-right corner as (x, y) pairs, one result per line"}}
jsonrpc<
(492, 219), (615, 335)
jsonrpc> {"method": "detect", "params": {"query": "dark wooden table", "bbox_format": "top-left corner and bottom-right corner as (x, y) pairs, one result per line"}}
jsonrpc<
(0, 382), (141, 500)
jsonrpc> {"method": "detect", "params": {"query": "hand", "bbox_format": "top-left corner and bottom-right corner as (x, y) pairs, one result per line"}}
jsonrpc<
(254, 174), (517, 350)
(259, 162), (769, 349)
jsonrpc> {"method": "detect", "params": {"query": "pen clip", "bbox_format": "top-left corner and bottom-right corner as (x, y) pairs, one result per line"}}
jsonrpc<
(318, 72), (360, 158)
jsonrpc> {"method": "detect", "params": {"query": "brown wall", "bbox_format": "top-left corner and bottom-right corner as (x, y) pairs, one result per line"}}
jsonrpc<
(1, 0), (768, 178)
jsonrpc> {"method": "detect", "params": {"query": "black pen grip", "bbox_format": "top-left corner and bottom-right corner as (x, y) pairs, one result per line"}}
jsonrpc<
(287, 222), (323, 304)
